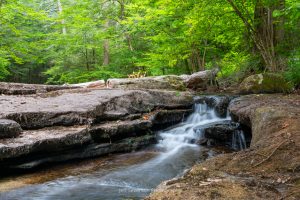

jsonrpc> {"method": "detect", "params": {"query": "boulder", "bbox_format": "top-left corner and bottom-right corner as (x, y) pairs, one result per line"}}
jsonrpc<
(107, 70), (217, 91)
(69, 80), (106, 88)
(107, 75), (186, 91)
(203, 121), (237, 142)
(193, 120), (239, 146)
(0, 119), (22, 138)
(184, 70), (217, 90)
(239, 73), (293, 94)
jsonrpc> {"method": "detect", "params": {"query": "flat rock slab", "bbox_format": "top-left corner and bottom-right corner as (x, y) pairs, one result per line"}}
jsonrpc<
(0, 126), (89, 160)
(0, 89), (193, 129)
(0, 119), (22, 138)
(90, 119), (152, 142)
(0, 82), (80, 95)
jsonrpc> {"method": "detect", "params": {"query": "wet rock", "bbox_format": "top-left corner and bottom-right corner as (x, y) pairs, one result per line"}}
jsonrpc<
(0, 87), (194, 171)
(193, 120), (239, 146)
(1, 134), (156, 170)
(239, 73), (293, 94)
(203, 122), (237, 142)
(0, 126), (90, 160)
(194, 95), (233, 117)
(150, 109), (193, 130)
(0, 119), (22, 138)
(148, 94), (300, 200)
(90, 119), (152, 142)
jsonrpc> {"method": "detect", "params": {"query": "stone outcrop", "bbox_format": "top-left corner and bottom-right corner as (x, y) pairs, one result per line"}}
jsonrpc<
(0, 119), (22, 138)
(184, 70), (217, 90)
(0, 88), (194, 171)
(107, 70), (216, 91)
(0, 89), (193, 129)
(239, 73), (293, 94)
(147, 94), (300, 200)
(0, 82), (80, 95)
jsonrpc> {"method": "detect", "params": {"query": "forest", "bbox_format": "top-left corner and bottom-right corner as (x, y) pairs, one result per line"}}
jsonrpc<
(0, 0), (299, 87)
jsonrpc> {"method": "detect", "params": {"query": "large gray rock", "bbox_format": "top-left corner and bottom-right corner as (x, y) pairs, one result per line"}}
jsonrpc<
(0, 87), (194, 170)
(0, 119), (22, 138)
(107, 75), (186, 91)
(0, 125), (156, 169)
(203, 121), (237, 141)
(0, 82), (80, 95)
(184, 70), (217, 90)
(239, 73), (293, 94)
(0, 89), (193, 129)
(107, 70), (217, 91)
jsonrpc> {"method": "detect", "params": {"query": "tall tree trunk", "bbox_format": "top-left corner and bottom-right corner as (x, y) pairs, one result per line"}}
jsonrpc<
(274, 0), (285, 45)
(103, 39), (110, 66)
(253, 1), (277, 71)
(85, 48), (90, 70)
(117, 0), (134, 51)
(57, 0), (67, 35)
(92, 48), (96, 66)
(103, 21), (110, 66)
(184, 59), (192, 74)
(226, 0), (281, 72)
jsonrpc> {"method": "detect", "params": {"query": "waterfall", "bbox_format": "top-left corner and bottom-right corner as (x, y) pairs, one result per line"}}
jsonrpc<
(156, 102), (221, 154)
(232, 130), (247, 150)
(2, 98), (249, 200)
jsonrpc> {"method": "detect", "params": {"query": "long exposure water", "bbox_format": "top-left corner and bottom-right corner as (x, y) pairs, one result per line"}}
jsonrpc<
(0, 102), (231, 200)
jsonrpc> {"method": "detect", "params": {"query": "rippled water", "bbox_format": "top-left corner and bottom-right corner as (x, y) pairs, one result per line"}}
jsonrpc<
(0, 103), (230, 200)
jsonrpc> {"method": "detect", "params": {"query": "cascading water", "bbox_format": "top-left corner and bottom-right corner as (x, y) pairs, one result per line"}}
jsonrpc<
(232, 129), (247, 150)
(1, 99), (244, 200)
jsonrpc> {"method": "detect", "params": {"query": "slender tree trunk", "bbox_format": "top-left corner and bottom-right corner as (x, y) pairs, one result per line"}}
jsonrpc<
(57, 0), (67, 35)
(195, 49), (203, 71)
(274, 0), (285, 45)
(85, 48), (90, 70)
(103, 39), (110, 66)
(184, 59), (192, 74)
(102, 20), (110, 66)
(117, 0), (134, 51)
(92, 48), (96, 66)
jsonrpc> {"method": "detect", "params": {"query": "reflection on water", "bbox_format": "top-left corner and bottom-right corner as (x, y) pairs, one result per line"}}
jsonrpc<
(0, 103), (229, 200)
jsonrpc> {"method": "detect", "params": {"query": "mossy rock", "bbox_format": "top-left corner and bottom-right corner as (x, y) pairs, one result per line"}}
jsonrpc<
(163, 76), (186, 91)
(239, 73), (293, 94)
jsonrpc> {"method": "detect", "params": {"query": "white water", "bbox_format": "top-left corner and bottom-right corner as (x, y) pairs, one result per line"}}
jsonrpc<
(1, 102), (234, 200)
(232, 129), (247, 150)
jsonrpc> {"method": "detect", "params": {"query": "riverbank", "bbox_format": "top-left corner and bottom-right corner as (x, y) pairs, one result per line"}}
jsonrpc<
(147, 94), (300, 200)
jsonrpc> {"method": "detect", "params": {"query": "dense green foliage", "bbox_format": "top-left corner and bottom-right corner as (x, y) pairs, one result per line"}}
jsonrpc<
(0, 0), (299, 86)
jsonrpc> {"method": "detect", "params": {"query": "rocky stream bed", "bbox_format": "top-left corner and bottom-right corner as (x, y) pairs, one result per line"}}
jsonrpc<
(0, 72), (299, 200)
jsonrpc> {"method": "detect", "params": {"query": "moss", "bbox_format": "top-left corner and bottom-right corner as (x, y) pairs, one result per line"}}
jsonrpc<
(239, 73), (293, 94)
(164, 76), (186, 91)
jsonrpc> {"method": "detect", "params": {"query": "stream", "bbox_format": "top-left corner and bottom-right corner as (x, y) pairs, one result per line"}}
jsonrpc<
(0, 101), (239, 200)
